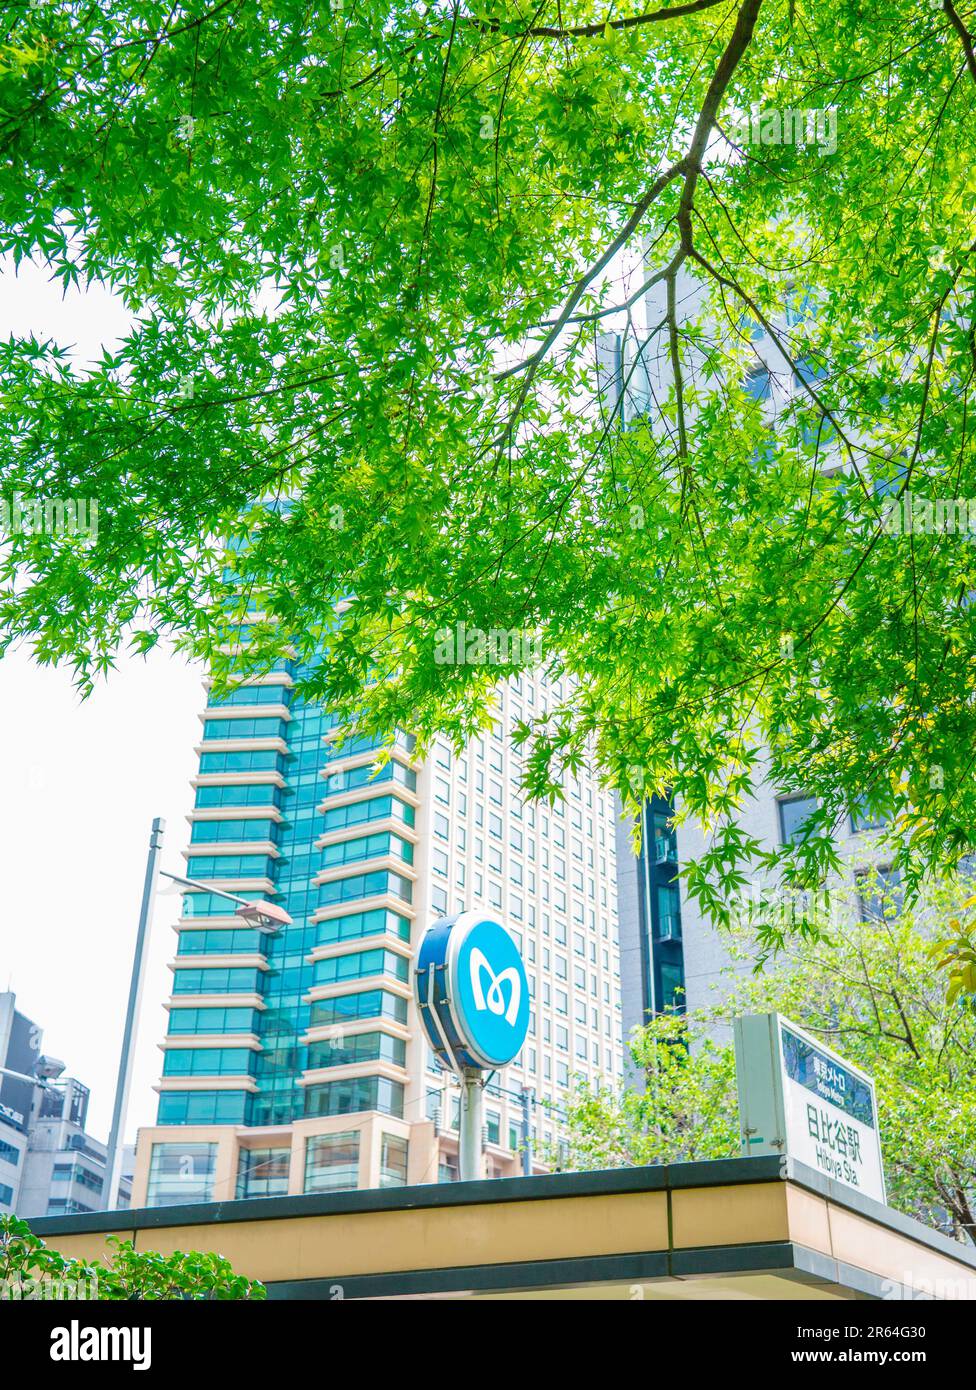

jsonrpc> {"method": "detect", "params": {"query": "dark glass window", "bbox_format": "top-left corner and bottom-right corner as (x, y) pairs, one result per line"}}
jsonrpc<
(304, 1131), (359, 1193)
(379, 1134), (408, 1188)
(850, 798), (888, 834)
(303, 1076), (404, 1119)
(237, 1147), (290, 1199)
(856, 867), (903, 922)
(778, 795), (818, 844)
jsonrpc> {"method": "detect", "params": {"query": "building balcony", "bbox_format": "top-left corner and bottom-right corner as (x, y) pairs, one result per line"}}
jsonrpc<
(184, 841), (280, 860)
(296, 1058), (409, 1089)
(161, 1032), (261, 1050)
(188, 807), (285, 825)
(654, 835), (678, 866)
(306, 932), (413, 967)
(199, 703), (293, 724)
(155, 1075), (259, 1094)
(316, 817), (420, 849)
(169, 954), (271, 973)
(314, 855), (417, 887)
(310, 892), (417, 926)
(173, 874), (277, 896)
(164, 992), (267, 1012)
(317, 779), (421, 813)
(302, 1016), (411, 1048)
(655, 912), (682, 943)
(195, 736), (288, 757)
(192, 770), (287, 789)
(304, 975), (412, 1006)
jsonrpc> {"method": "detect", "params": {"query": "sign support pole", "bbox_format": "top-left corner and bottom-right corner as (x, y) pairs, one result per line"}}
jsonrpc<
(416, 911), (529, 1184)
(459, 1068), (483, 1181)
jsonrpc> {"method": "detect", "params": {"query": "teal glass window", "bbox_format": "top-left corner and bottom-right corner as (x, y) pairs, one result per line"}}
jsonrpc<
(180, 891), (268, 918)
(183, 855), (271, 879)
(198, 750), (282, 774)
(190, 819), (278, 845)
(316, 870), (413, 907)
(207, 685), (290, 708)
(156, 1091), (249, 1125)
(321, 831), (413, 869)
(176, 928), (264, 955)
(322, 796), (415, 832)
(312, 949), (408, 987)
(195, 783), (282, 810)
(202, 717), (286, 740)
(172, 967), (263, 995)
(306, 1032), (406, 1071)
(167, 1007), (257, 1034)
(330, 761), (417, 795)
(324, 732), (414, 763)
(308, 990), (408, 1029)
(162, 1048), (254, 1076)
(316, 909), (410, 947)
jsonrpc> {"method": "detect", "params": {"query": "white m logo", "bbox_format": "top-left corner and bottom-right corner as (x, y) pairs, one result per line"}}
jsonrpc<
(469, 949), (521, 1026)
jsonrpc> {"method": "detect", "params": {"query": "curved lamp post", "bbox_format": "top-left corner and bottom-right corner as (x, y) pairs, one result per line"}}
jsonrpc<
(102, 818), (291, 1210)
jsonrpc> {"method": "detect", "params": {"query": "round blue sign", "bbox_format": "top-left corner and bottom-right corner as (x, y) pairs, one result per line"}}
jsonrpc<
(415, 911), (530, 1070)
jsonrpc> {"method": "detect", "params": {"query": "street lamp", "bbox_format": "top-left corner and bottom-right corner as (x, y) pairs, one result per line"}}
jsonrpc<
(102, 817), (291, 1211)
(0, 1060), (58, 1087)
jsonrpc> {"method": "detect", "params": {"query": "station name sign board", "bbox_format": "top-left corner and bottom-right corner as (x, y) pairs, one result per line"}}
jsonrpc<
(734, 1012), (886, 1204)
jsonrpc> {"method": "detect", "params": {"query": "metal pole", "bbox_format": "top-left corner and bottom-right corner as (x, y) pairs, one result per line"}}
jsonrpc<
(0, 1065), (46, 1085)
(103, 817), (165, 1210)
(520, 1086), (534, 1177)
(458, 1069), (483, 1182)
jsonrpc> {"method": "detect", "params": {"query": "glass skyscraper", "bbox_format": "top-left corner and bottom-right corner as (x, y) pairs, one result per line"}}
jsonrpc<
(131, 661), (624, 1206)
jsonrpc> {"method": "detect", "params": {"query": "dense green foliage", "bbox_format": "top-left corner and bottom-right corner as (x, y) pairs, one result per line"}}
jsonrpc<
(554, 876), (976, 1242)
(4, 1), (976, 923)
(0, 1215), (266, 1299)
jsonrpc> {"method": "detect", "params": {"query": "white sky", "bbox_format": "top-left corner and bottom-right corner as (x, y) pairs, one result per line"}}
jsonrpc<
(1, 258), (204, 1143)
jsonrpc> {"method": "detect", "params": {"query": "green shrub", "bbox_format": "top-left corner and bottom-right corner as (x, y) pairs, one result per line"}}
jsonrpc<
(0, 1214), (265, 1300)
